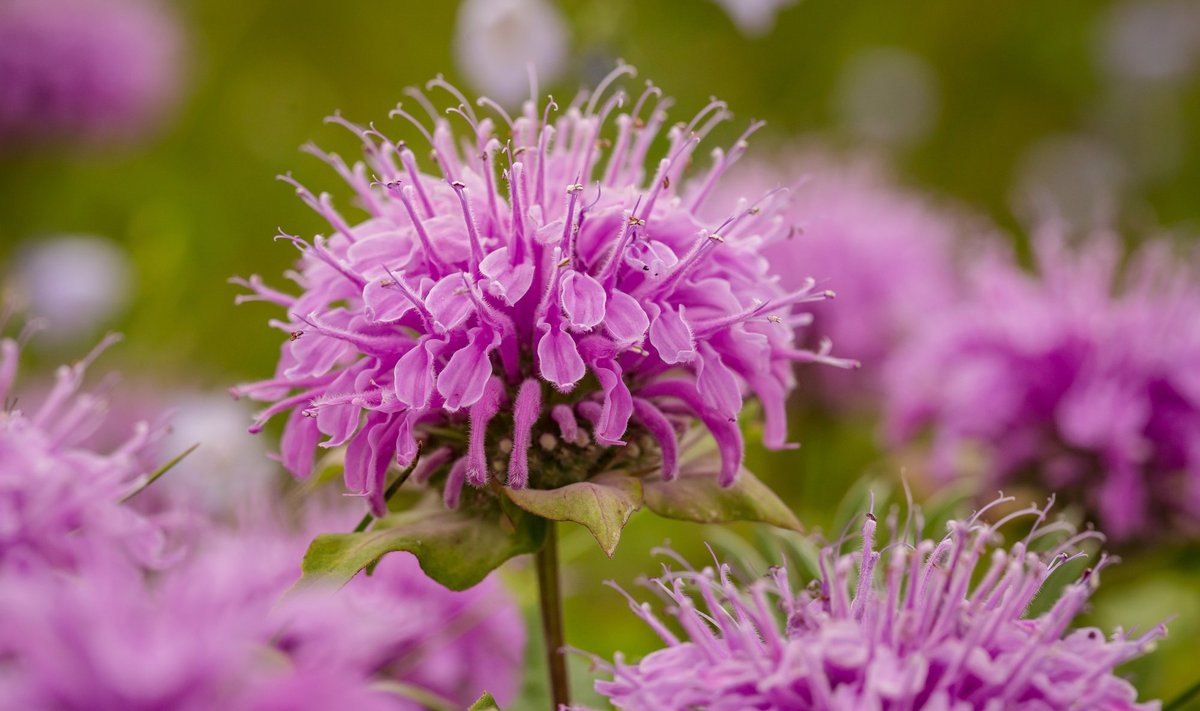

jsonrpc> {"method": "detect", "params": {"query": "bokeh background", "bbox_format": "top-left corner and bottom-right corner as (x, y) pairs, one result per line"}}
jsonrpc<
(2, 0), (1199, 707)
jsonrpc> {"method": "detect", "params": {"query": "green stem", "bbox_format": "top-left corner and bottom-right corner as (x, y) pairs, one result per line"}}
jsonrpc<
(536, 522), (570, 709)
(1165, 677), (1200, 711)
(352, 449), (422, 533)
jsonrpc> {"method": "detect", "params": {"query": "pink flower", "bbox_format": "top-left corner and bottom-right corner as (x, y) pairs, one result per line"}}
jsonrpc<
(884, 229), (1200, 541)
(0, 0), (183, 148)
(585, 497), (1165, 710)
(235, 66), (848, 514)
(0, 512), (525, 710)
(0, 333), (177, 571)
(710, 151), (971, 408)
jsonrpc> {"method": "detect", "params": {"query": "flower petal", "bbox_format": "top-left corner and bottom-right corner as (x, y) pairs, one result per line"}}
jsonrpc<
(480, 247), (535, 305)
(393, 337), (446, 409)
(537, 325), (586, 390)
(696, 341), (743, 421)
(438, 326), (501, 411)
(648, 303), (696, 364)
(592, 358), (633, 446)
(362, 277), (414, 323)
(280, 407), (321, 479)
(559, 269), (607, 331)
(604, 290), (650, 347)
(426, 273), (475, 331)
(632, 398), (679, 480)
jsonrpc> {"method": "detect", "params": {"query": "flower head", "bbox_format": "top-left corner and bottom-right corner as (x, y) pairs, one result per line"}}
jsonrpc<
(587, 497), (1165, 710)
(0, 0), (183, 148)
(235, 66), (846, 514)
(0, 333), (175, 571)
(884, 230), (1200, 541)
(710, 152), (967, 407)
(0, 513), (525, 710)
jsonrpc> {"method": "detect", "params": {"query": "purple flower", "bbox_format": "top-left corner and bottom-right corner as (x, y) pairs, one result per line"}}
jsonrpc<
(0, 513), (525, 710)
(710, 152), (969, 407)
(0, 0), (183, 149)
(586, 497), (1165, 710)
(884, 230), (1200, 541)
(0, 334), (177, 571)
(235, 66), (849, 514)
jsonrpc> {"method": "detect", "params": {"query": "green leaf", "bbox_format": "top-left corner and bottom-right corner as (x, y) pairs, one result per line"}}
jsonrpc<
(503, 471), (642, 557)
(373, 681), (460, 711)
(468, 691), (502, 710)
(120, 443), (199, 503)
(642, 466), (803, 532)
(299, 503), (546, 591)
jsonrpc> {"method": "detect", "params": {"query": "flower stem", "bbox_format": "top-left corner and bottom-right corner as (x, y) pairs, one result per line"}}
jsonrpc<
(535, 521), (570, 709)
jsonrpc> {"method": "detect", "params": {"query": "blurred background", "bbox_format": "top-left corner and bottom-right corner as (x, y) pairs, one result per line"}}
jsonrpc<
(2, 0), (1198, 707)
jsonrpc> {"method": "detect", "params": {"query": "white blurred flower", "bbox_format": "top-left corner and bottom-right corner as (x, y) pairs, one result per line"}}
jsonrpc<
(835, 47), (939, 148)
(159, 393), (275, 515)
(1097, 84), (1187, 181)
(710, 0), (798, 37)
(10, 234), (133, 344)
(453, 0), (568, 106)
(1097, 0), (1200, 84)
(1012, 134), (1128, 230)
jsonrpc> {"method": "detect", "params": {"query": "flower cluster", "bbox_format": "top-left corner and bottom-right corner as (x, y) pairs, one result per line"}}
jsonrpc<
(586, 498), (1165, 710)
(884, 231), (1200, 541)
(235, 66), (849, 514)
(710, 152), (969, 407)
(0, 520), (525, 710)
(0, 334), (175, 571)
(0, 0), (182, 148)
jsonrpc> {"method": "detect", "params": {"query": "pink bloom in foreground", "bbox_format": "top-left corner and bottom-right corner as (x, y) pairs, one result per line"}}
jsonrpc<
(885, 231), (1200, 541)
(586, 497), (1165, 710)
(0, 334), (175, 572)
(0, 517), (525, 710)
(235, 66), (849, 513)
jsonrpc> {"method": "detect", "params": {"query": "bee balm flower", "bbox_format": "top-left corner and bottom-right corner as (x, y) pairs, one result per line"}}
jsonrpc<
(0, 522), (525, 710)
(0, 0), (182, 149)
(587, 498), (1165, 710)
(235, 66), (847, 514)
(885, 231), (1200, 542)
(0, 334), (174, 571)
(711, 152), (969, 408)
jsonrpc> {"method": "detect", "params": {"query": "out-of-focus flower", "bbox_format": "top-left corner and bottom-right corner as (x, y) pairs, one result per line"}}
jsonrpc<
(8, 235), (134, 346)
(1012, 134), (1127, 230)
(1096, 0), (1200, 85)
(26, 380), (276, 518)
(453, 0), (569, 106)
(0, 0), (183, 148)
(709, 0), (798, 37)
(156, 392), (276, 515)
(585, 497), (1165, 710)
(235, 66), (848, 515)
(0, 334), (174, 571)
(0, 517), (526, 710)
(711, 152), (967, 407)
(835, 47), (939, 148)
(885, 231), (1200, 541)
